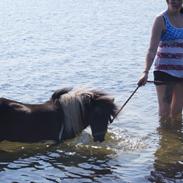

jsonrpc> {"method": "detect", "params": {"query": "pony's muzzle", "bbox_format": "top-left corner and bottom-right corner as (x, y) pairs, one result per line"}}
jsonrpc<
(93, 132), (106, 142)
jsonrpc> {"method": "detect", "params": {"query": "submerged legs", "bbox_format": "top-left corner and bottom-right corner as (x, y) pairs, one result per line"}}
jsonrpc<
(156, 82), (183, 127)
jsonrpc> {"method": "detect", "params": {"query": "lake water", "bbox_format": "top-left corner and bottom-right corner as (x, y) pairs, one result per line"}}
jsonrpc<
(0, 0), (183, 182)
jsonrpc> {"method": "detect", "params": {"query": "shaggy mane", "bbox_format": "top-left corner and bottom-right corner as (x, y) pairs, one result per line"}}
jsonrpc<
(58, 89), (93, 136)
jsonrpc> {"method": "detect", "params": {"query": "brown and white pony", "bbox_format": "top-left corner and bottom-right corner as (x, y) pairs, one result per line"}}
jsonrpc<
(0, 87), (117, 143)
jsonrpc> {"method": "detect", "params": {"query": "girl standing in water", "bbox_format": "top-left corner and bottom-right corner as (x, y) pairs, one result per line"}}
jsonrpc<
(138, 0), (183, 125)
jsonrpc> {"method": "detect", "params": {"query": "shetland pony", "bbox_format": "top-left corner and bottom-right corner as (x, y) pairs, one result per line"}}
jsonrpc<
(0, 87), (117, 143)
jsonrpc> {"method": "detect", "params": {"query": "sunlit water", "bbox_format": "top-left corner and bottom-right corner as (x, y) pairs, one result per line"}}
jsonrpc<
(0, 0), (183, 182)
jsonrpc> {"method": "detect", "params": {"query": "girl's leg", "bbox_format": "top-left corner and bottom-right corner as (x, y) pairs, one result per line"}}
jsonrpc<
(171, 83), (183, 122)
(156, 84), (174, 123)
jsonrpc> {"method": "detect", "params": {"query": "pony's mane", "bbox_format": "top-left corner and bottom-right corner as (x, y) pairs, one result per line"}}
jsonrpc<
(58, 89), (93, 136)
(57, 87), (117, 141)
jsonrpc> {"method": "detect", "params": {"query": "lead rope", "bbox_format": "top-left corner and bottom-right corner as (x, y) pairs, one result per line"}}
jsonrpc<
(111, 80), (165, 122)
(111, 85), (140, 123)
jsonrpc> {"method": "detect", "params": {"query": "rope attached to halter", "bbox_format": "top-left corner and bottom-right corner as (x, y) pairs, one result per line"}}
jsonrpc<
(111, 80), (165, 122)
(111, 85), (140, 123)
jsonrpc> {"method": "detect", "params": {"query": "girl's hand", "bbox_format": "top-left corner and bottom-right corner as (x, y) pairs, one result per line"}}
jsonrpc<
(137, 72), (148, 86)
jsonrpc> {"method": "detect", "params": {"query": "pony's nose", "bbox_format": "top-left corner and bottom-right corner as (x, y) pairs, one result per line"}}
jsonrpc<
(93, 135), (105, 142)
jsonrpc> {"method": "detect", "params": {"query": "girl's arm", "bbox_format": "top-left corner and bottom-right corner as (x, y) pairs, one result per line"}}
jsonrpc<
(138, 15), (165, 86)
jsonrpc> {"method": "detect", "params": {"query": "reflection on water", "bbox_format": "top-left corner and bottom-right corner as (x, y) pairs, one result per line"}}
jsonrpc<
(0, 129), (146, 183)
(2, 124), (183, 182)
(0, 150), (115, 183)
(0, 128), (147, 155)
(0, 150), (108, 182)
(149, 119), (183, 183)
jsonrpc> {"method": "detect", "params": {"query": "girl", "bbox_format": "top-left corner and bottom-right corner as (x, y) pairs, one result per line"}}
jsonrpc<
(138, 0), (183, 125)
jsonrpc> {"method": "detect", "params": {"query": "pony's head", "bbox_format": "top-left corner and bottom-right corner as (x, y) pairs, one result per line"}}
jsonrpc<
(81, 90), (118, 142)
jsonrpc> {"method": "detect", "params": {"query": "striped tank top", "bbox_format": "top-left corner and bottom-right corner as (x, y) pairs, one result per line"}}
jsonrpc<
(154, 11), (183, 78)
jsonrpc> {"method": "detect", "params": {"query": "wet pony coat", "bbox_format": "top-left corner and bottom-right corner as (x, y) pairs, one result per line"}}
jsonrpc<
(0, 88), (117, 143)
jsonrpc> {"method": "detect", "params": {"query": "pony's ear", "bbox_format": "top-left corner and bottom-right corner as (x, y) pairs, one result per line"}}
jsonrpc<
(51, 87), (73, 101)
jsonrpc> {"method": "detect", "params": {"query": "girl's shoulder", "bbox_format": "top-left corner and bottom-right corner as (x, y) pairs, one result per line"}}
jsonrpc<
(156, 11), (167, 20)
(152, 12), (166, 31)
(154, 13), (165, 26)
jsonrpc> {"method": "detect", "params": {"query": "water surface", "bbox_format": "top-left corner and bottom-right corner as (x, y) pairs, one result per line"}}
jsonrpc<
(1, 0), (183, 182)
